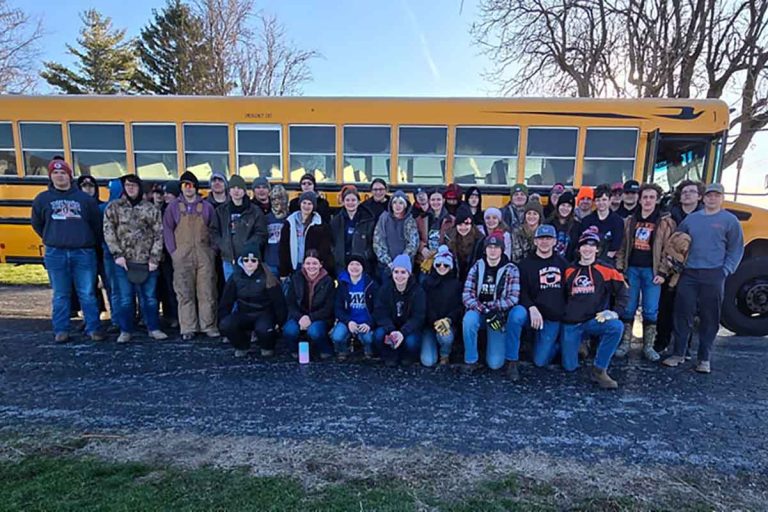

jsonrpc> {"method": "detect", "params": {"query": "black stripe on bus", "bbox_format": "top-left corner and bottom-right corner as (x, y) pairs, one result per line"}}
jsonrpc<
(0, 217), (31, 225)
(2, 256), (43, 265)
(484, 110), (645, 120)
(0, 199), (33, 207)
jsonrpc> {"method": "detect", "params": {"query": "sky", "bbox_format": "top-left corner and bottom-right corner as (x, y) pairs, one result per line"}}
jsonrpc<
(21, 0), (768, 205)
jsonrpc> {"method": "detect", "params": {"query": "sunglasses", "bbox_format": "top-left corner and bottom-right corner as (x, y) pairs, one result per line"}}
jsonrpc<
(461, 219), (473, 225)
(242, 256), (259, 263)
(435, 263), (451, 269)
(181, 182), (195, 188)
(81, 182), (95, 187)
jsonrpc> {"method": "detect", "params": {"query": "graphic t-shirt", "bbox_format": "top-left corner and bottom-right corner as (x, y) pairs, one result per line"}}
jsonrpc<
(229, 212), (243, 234)
(628, 219), (656, 268)
(346, 278), (371, 324)
(478, 264), (500, 304)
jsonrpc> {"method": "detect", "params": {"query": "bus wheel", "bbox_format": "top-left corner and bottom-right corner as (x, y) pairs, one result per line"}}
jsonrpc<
(721, 257), (768, 337)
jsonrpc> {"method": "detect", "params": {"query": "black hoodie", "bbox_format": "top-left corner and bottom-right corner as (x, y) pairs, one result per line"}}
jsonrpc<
(373, 277), (426, 337)
(563, 260), (628, 324)
(518, 252), (568, 321)
(421, 269), (463, 325)
(464, 186), (485, 227)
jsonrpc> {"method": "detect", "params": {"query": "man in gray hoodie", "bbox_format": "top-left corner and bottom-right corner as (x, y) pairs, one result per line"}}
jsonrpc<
(373, 190), (419, 280)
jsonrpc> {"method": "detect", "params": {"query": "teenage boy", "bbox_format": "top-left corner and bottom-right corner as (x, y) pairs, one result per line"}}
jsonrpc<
(361, 178), (391, 223)
(251, 177), (272, 215)
(582, 184), (625, 262)
(462, 232), (520, 374)
(562, 228), (628, 389)
(507, 224), (568, 376)
(614, 183), (675, 361)
(661, 183), (744, 374)
(616, 180), (640, 219)
(502, 183), (529, 229)
(206, 172), (229, 208)
(288, 173), (331, 222)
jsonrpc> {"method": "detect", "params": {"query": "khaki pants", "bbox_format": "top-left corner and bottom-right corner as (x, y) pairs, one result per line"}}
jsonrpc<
(173, 254), (216, 334)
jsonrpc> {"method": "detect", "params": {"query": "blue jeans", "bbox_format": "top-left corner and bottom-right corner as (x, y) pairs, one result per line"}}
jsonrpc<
(420, 327), (454, 367)
(113, 265), (160, 333)
(330, 322), (377, 354)
(222, 261), (235, 282)
(463, 309), (514, 369)
(44, 246), (100, 335)
(507, 305), (562, 367)
(623, 266), (661, 322)
(283, 319), (332, 355)
(561, 318), (623, 371)
(373, 327), (421, 363)
(102, 252), (120, 327)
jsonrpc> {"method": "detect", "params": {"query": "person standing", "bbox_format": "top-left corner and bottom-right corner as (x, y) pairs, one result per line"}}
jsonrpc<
(420, 246), (462, 367)
(206, 172), (229, 208)
(103, 174), (168, 343)
(443, 183), (463, 216)
(510, 201), (543, 264)
(548, 191), (581, 262)
(416, 188), (455, 274)
(264, 184), (289, 276)
(507, 225), (568, 376)
(218, 243), (286, 358)
(31, 158), (105, 342)
(446, 205), (484, 283)
(373, 190), (419, 279)
(158, 181), (180, 328)
(562, 229), (628, 389)
(463, 186), (485, 230)
(461, 232), (520, 374)
(614, 183), (676, 361)
(361, 178), (391, 223)
(609, 183), (624, 212)
(278, 191), (333, 277)
(661, 183), (744, 374)
(574, 186), (594, 222)
(251, 177), (272, 216)
(330, 185), (375, 275)
(502, 183), (529, 229)
(543, 183), (565, 219)
(331, 254), (380, 360)
(479, 207), (513, 260)
(73, 174), (109, 319)
(616, 180), (640, 219)
(288, 173), (331, 222)
(411, 187), (429, 220)
(582, 184), (625, 262)
(283, 250), (336, 360)
(163, 171), (219, 341)
(373, 254), (426, 367)
(211, 175), (267, 281)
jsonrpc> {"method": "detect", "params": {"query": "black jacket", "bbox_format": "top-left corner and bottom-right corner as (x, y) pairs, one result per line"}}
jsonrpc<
(518, 252), (568, 321)
(211, 201), (268, 263)
(373, 278), (426, 337)
(329, 207), (375, 273)
(289, 195), (332, 223)
(563, 261), (628, 324)
(421, 270), (463, 325)
(218, 263), (286, 323)
(286, 270), (336, 323)
(362, 196), (390, 223)
(278, 219), (334, 277)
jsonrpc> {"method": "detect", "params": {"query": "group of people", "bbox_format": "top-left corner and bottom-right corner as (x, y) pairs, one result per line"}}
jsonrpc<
(31, 157), (744, 389)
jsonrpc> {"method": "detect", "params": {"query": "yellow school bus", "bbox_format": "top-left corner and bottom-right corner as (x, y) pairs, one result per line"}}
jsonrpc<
(0, 95), (766, 335)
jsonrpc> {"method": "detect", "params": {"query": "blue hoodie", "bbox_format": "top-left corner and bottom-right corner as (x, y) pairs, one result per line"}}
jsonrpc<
(334, 270), (378, 325)
(31, 184), (102, 249)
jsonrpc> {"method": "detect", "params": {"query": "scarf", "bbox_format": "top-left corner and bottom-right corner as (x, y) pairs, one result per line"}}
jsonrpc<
(287, 211), (321, 270)
(301, 266), (329, 311)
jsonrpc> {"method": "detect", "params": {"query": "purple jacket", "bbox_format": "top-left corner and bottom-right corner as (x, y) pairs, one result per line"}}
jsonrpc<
(162, 195), (215, 255)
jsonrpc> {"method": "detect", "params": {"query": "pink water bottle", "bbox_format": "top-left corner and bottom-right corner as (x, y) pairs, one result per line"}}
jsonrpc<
(298, 340), (310, 364)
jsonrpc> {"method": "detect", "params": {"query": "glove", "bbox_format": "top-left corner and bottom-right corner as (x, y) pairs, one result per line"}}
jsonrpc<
(486, 313), (505, 331)
(434, 318), (451, 336)
(595, 310), (619, 323)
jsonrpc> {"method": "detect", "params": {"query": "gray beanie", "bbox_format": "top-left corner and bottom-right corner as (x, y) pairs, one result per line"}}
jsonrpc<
(299, 191), (317, 209)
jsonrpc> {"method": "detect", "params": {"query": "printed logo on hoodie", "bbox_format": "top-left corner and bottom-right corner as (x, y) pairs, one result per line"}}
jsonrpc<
(570, 270), (595, 295)
(50, 199), (83, 220)
(538, 266), (562, 289)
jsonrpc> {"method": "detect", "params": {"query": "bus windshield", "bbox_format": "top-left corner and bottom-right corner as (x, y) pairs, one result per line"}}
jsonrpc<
(651, 135), (710, 191)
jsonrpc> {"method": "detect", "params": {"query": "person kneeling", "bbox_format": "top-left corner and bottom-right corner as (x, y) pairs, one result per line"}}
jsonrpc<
(462, 232), (520, 374)
(331, 254), (381, 361)
(373, 254), (426, 367)
(218, 243), (286, 358)
(420, 245), (462, 367)
(562, 228), (628, 389)
(284, 250), (336, 360)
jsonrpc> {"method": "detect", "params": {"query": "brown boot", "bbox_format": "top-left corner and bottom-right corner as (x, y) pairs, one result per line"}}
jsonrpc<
(591, 367), (618, 389)
(642, 323), (660, 362)
(438, 355), (450, 366)
(614, 321), (633, 358)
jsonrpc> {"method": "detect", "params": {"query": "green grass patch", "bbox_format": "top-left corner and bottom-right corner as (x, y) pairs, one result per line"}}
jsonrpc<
(0, 264), (48, 286)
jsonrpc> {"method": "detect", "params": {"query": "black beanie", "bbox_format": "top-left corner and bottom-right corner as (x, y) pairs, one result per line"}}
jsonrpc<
(239, 242), (261, 259)
(557, 190), (575, 208)
(179, 171), (199, 190)
(346, 253), (367, 270)
(164, 181), (180, 197)
(454, 204), (473, 225)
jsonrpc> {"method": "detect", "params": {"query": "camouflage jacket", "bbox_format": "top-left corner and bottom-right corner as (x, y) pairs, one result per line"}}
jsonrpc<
(103, 197), (164, 265)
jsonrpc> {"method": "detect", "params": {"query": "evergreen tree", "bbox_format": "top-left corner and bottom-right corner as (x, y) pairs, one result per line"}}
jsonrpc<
(135, 0), (217, 95)
(40, 9), (137, 94)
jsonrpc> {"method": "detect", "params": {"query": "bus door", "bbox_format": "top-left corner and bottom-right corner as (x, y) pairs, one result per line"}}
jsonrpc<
(644, 133), (724, 192)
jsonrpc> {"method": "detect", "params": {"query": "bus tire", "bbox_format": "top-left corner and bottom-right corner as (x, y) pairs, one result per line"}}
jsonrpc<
(721, 257), (768, 337)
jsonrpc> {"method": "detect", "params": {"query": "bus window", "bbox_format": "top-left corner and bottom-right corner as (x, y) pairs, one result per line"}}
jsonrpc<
(289, 125), (335, 183)
(237, 125), (281, 181)
(69, 123), (127, 179)
(343, 125), (390, 183)
(20, 122), (63, 177)
(525, 127), (577, 186)
(454, 126), (518, 186)
(582, 128), (638, 186)
(184, 124), (229, 181)
(0, 123), (16, 176)
(398, 126), (447, 185)
(651, 136), (708, 192)
(133, 124), (178, 180)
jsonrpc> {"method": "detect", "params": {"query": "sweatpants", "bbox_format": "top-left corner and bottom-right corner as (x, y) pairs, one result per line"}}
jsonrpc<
(672, 268), (725, 363)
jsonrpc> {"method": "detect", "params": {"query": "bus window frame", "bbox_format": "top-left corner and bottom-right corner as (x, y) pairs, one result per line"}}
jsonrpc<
(288, 123), (337, 183)
(342, 124), (392, 184)
(0, 121), (17, 177)
(68, 121), (128, 178)
(235, 123), (282, 181)
(524, 126), (579, 186)
(453, 125), (520, 187)
(397, 124), (448, 185)
(132, 122), (179, 179)
(182, 122), (230, 181)
(19, 121), (65, 178)
(581, 126), (639, 186)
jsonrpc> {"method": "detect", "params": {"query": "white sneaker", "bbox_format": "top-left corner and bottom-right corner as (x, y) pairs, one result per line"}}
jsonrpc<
(149, 330), (168, 341)
(117, 332), (131, 344)
(205, 329), (221, 338)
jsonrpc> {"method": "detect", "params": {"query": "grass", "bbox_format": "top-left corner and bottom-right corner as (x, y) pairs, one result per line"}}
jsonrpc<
(0, 264), (48, 286)
(0, 455), (716, 512)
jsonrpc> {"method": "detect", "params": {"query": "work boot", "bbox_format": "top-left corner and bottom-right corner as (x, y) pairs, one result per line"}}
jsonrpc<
(695, 360), (711, 374)
(54, 333), (69, 344)
(149, 330), (168, 341)
(181, 332), (195, 342)
(591, 367), (618, 389)
(505, 361), (520, 382)
(337, 352), (349, 362)
(614, 321), (633, 358)
(234, 349), (248, 358)
(204, 329), (220, 339)
(90, 331), (107, 342)
(461, 363), (478, 375)
(439, 355), (450, 366)
(117, 332), (131, 344)
(661, 355), (685, 367)
(260, 349), (275, 358)
(642, 323), (660, 362)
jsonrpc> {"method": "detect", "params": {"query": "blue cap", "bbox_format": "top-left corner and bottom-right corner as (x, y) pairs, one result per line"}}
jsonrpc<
(534, 224), (557, 238)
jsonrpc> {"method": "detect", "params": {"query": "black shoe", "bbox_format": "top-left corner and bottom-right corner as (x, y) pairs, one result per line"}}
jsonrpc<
(384, 359), (398, 368)
(181, 333), (195, 341)
(505, 361), (520, 382)
(462, 363), (478, 375)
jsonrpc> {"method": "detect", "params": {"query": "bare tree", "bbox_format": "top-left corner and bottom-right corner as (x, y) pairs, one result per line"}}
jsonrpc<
(473, 0), (768, 169)
(0, 0), (42, 94)
(237, 13), (320, 96)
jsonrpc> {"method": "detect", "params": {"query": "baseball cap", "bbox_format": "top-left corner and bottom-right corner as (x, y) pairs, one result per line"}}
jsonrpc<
(534, 225), (556, 238)
(511, 183), (529, 196)
(611, 182), (624, 193)
(705, 183), (725, 194)
(484, 232), (505, 248)
(623, 180), (640, 193)
(577, 226), (601, 247)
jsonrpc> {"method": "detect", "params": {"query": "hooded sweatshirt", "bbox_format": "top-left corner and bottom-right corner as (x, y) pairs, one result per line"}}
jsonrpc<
(563, 260), (628, 324)
(206, 172), (229, 208)
(518, 252), (568, 321)
(373, 192), (419, 266)
(335, 271), (378, 325)
(464, 186), (485, 227)
(422, 269), (463, 325)
(99, 179), (124, 255)
(218, 259), (286, 322)
(373, 277), (426, 336)
(31, 184), (102, 249)
(286, 267), (335, 322)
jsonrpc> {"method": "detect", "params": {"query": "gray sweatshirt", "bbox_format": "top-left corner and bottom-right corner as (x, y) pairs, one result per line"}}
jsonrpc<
(678, 209), (744, 276)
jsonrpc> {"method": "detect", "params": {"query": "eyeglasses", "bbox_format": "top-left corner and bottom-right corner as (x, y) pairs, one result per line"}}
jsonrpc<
(435, 263), (451, 269)
(242, 256), (259, 263)
(81, 183), (95, 188)
(371, 187), (386, 192)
